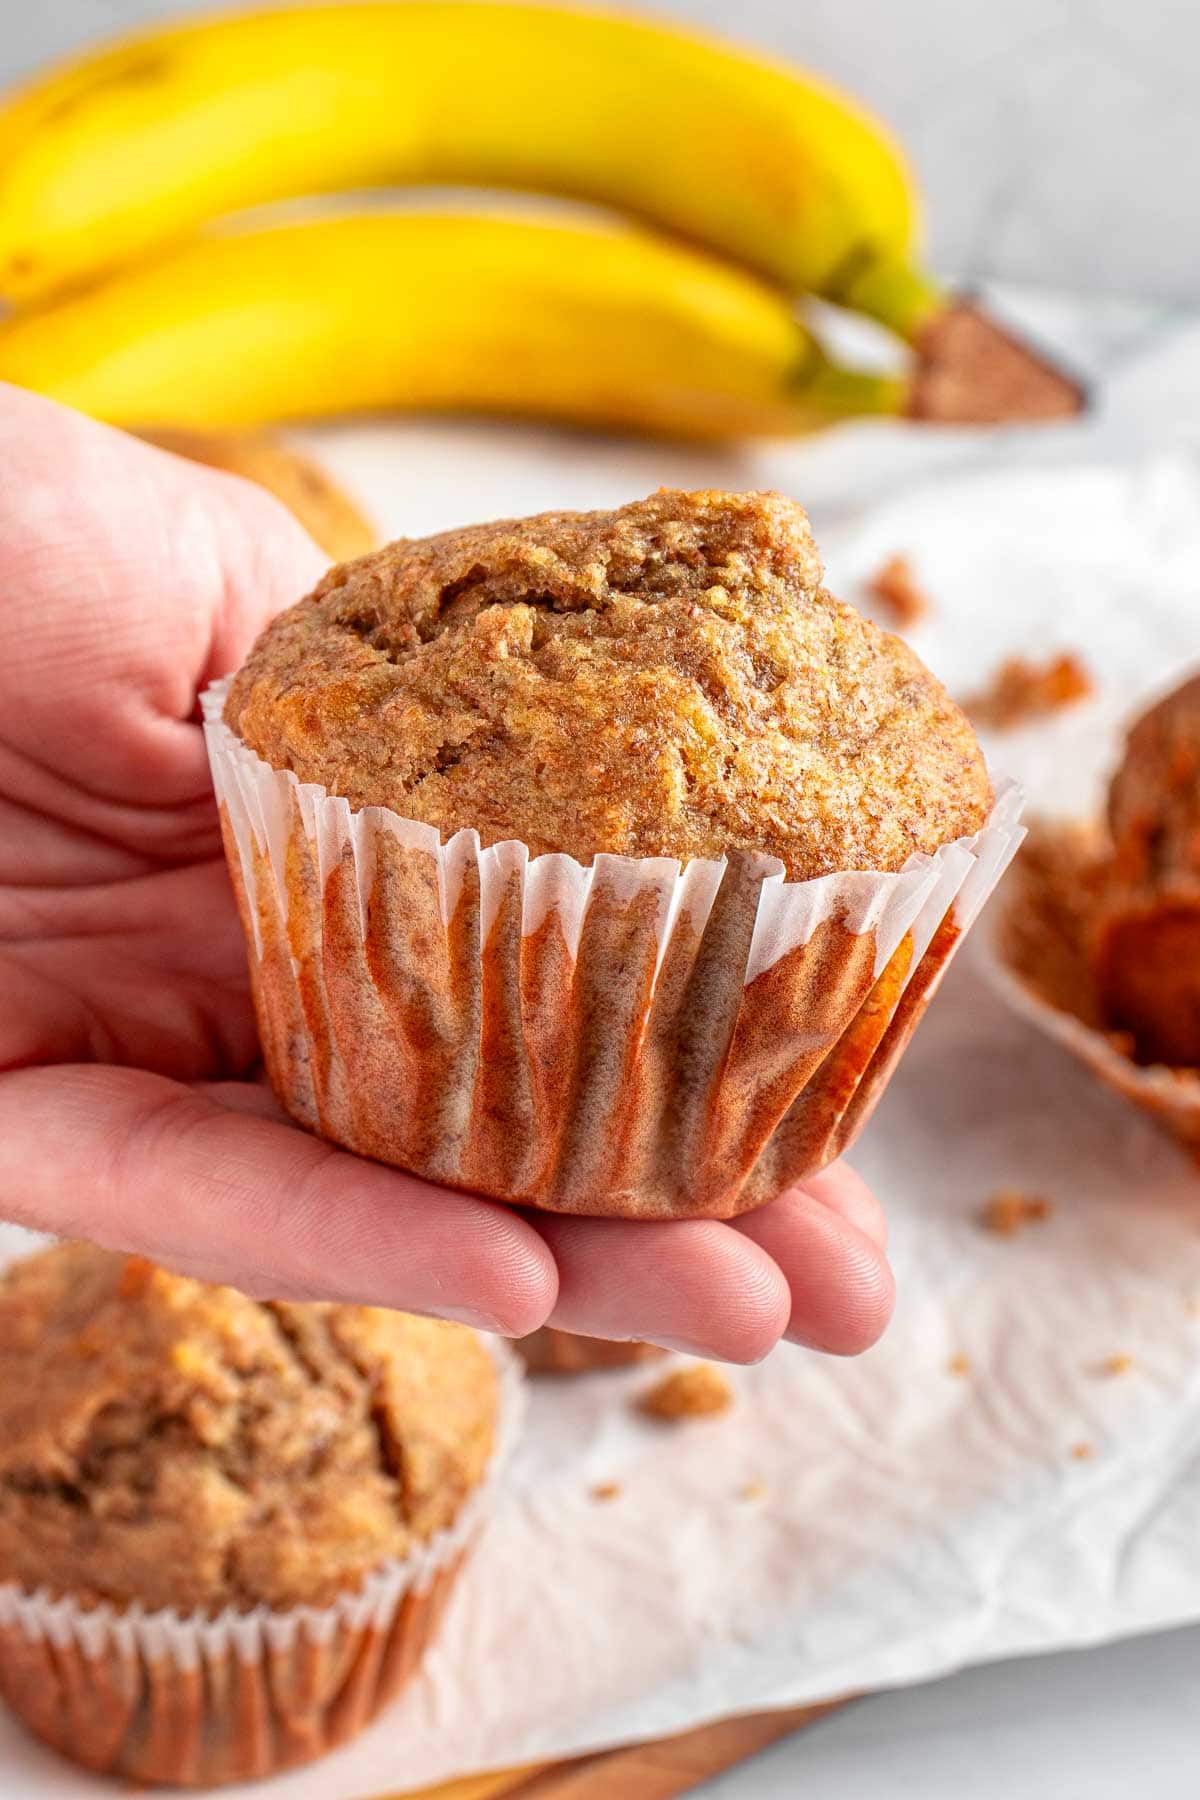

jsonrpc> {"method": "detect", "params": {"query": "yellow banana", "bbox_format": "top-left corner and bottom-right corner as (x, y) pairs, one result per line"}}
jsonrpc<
(0, 210), (903, 438)
(0, 3), (941, 338)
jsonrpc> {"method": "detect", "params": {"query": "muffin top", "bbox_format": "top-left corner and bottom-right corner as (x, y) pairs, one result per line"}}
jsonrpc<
(0, 1244), (497, 1614)
(226, 489), (990, 880)
(1107, 671), (1200, 893)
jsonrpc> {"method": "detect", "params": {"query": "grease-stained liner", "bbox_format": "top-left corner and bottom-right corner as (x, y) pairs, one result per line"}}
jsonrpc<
(203, 679), (1023, 1219)
(0, 1342), (524, 1789)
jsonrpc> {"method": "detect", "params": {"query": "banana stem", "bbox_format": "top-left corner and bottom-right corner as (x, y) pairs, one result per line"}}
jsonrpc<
(792, 352), (906, 423)
(834, 256), (945, 345)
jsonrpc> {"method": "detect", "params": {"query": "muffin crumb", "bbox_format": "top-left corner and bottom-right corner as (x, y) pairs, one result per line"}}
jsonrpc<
(590, 1480), (622, 1503)
(946, 1352), (972, 1377)
(965, 652), (1094, 729)
(740, 1477), (769, 1502)
(1098, 1352), (1135, 1377)
(1070, 1441), (1095, 1461)
(867, 553), (930, 627)
(637, 1362), (734, 1421)
(980, 1189), (1053, 1236)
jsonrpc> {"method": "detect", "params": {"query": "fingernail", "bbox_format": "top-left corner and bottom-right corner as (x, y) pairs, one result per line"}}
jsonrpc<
(405, 1303), (509, 1333)
(653, 1335), (723, 1358)
(783, 1329), (840, 1354)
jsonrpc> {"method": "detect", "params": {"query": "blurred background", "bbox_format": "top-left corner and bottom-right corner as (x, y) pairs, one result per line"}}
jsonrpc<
(13, 0), (1199, 302)
(4, 6), (1200, 1800)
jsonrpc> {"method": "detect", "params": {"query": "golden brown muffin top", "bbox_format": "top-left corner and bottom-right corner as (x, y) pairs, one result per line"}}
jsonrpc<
(225, 490), (991, 880)
(1107, 671), (1200, 892)
(0, 1244), (497, 1615)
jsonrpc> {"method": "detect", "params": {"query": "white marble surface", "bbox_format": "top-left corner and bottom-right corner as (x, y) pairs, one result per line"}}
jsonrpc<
(697, 1627), (1200, 1800)
(7, 0), (1200, 301)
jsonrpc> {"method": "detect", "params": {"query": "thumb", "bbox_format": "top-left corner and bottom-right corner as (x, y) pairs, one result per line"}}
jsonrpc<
(0, 1063), (557, 1334)
(0, 385), (326, 804)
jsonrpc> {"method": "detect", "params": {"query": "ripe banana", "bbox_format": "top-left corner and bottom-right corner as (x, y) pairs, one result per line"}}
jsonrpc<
(0, 2), (941, 338)
(0, 211), (902, 439)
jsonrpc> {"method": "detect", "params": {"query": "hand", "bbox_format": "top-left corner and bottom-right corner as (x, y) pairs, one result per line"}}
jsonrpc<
(0, 386), (893, 1361)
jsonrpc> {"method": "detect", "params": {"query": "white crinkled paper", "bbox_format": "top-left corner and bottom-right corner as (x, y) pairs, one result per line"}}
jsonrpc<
(8, 419), (1200, 1796)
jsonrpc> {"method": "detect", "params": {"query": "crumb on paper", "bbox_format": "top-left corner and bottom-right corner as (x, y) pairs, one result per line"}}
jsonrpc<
(1070, 1441), (1095, 1461)
(590, 1481), (622, 1503)
(946, 1353), (972, 1377)
(867, 553), (930, 628)
(1098, 1352), (1135, 1377)
(980, 1189), (1053, 1236)
(964, 652), (1095, 730)
(740, 1478), (769, 1503)
(637, 1362), (734, 1421)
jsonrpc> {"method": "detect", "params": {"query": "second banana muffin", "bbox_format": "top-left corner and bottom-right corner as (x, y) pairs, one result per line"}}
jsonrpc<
(210, 489), (1013, 1218)
(0, 1243), (505, 1786)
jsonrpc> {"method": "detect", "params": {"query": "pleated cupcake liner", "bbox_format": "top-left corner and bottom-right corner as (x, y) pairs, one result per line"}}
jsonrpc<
(0, 1340), (525, 1788)
(203, 678), (1024, 1218)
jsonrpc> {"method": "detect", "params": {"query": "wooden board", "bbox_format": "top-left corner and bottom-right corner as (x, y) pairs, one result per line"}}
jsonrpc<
(378, 1699), (849, 1800)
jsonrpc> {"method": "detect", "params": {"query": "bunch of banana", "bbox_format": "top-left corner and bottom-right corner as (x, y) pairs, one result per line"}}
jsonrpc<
(0, 3), (1083, 437)
(0, 211), (902, 438)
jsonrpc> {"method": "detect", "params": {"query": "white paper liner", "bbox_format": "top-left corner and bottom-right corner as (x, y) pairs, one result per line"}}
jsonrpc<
(200, 679), (1023, 989)
(0, 1338), (525, 1671)
(199, 679), (1023, 1215)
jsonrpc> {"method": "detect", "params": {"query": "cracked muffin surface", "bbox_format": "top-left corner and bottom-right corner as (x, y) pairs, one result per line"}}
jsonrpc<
(0, 1243), (497, 1614)
(225, 488), (991, 879)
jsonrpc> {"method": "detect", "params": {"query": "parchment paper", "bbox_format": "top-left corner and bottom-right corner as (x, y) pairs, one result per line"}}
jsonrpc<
(5, 311), (1200, 1795)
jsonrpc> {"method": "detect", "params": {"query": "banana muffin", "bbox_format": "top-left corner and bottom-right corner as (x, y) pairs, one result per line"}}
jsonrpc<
(225, 488), (990, 876)
(0, 1242), (504, 1786)
(1096, 673), (1200, 1064)
(994, 671), (1200, 1157)
(210, 488), (1009, 1218)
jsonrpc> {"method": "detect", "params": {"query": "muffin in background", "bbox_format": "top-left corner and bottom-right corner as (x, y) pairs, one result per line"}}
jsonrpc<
(992, 669), (1200, 1153)
(208, 488), (1018, 1220)
(1096, 674), (1200, 1065)
(0, 1243), (514, 1788)
(515, 1328), (666, 1376)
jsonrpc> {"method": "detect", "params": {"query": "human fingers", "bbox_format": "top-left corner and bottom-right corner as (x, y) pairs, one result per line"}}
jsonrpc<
(730, 1171), (895, 1354)
(529, 1212), (791, 1365)
(0, 1063), (558, 1336)
(800, 1159), (889, 1250)
(0, 386), (324, 808)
